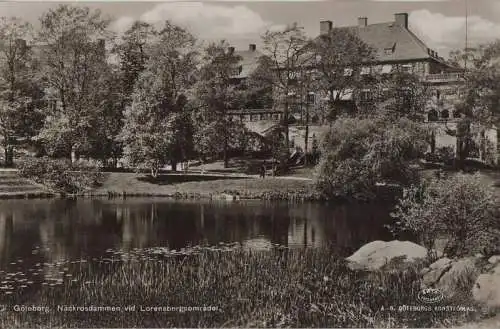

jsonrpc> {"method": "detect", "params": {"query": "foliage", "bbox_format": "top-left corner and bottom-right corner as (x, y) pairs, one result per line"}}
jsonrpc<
(315, 116), (428, 200)
(120, 21), (197, 176)
(390, 173), (500, 257)
(191, 41), (247, 167)
(257, 24), (310, 153)
(18, 156), (104, 194)
(0, 17), (42, 166)
(367, 71), (430, 121)
(310, 27), (376, 120)
(436, 146), (455, 163)
(447, 42), (500, 167)
(115, 21), (156, 106)
(35, 5), (112, 160)
(85, 65), (125, 167)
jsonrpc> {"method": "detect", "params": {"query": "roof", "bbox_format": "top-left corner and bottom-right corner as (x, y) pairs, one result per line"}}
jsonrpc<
(233, 49), (262, 79)
(337, 22), (434, 63)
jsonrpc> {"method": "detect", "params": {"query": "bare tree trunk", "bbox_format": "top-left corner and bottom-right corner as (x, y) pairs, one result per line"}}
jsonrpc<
(284, 98), (290, 155)
(223, 136), (229, 169)
(71, 145), (77, 164)
(304, 103), (310, 166)
(4, 145), (14, 168)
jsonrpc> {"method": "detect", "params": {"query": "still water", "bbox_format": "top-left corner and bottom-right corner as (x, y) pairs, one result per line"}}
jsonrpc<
(0, 198), (394, 270)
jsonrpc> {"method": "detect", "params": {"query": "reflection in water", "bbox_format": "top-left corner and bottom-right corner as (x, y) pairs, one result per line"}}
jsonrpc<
(0, 199), (394, 270)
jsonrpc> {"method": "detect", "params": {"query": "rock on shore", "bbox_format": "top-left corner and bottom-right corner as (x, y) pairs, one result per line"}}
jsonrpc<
(472, 261), (500, 309)
(346, 240), (428, 271)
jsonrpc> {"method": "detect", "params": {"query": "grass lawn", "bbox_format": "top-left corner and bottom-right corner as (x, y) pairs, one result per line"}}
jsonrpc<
(92, 172), (314, 199)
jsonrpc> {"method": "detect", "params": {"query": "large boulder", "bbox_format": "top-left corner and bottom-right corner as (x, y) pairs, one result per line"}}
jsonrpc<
(488, 255), (500, 265)
(346, 240), (428, 271)
(422, 257), (453, 287)
(433, 258), (479, 300)
(472, 263), (500, 308)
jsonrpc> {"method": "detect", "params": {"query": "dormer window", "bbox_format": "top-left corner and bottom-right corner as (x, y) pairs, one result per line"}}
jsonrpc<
(343, 68), (353, 76)
(384, 43), (396, 56)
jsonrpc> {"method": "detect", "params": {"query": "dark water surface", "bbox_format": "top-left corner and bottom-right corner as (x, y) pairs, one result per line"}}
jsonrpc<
(0, 199), (394, 296)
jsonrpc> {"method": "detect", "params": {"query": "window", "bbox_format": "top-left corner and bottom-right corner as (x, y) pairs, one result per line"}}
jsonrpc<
(360, 67), (371, 75)
(401, 64), (412, 73)
(384, 48), (393, 56)
(381, 65), (392, 74)
(428, 109), (438, 122)
(360, 89), (371, 101)
(307, 93), (315, 104)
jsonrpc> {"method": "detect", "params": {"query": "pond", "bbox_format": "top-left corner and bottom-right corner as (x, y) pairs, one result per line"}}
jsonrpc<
(0, 199), (394, 267)
(0, 198), (397, 315)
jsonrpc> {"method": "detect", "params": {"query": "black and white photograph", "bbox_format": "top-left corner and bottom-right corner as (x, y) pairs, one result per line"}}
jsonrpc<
(0, 0), (499, 328)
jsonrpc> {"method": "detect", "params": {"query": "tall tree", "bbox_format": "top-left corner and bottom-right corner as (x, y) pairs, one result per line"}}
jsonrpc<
(120, 21), (197, 176)
(258, 23), (309, 156)
(192, 41), (246, 168)
(369, 71), (430, 121)
(36, 5), (111, 162)
(87, 63), (125, 167)
(448, 42), (500, 167)
(0, 17), (37, 167)
(116, 21), (156, 106)
(310, 27), (376, 121)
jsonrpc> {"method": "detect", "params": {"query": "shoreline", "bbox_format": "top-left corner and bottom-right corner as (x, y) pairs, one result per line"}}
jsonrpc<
(0, 171), (320, 201)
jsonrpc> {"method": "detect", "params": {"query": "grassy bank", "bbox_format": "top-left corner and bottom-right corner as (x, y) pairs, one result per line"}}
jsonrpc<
(90, 172), (318, 201)
(0, 248), (484, 328)
(0, 170), (54, 199)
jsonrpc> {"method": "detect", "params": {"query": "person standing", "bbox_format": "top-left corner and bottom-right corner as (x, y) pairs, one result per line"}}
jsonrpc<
(261, 160), (266, 178)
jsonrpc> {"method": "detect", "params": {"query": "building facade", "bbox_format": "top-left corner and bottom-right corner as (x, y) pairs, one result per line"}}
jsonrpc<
(306, 13), (497, 164)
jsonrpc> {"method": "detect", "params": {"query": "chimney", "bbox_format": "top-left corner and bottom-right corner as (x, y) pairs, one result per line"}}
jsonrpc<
(358, 17), (368, 27)
(249, 44), (256, 51)
(320, 20), (333, 35)
(228, 46), (235, 54)
(97, 38), (105, 56)
(15, 39), (27, 55)
(394, 13), (408, 29)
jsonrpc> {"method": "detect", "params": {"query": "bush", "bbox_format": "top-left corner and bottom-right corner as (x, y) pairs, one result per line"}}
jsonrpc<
(436, 146), (455, 164)
(314, 116), (428, 200)
(18, 156), (104, 194)
(389, 173), (500, 257)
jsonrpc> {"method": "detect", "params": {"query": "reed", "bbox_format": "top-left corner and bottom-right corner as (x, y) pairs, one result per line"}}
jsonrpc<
(0, 248), (481, 328)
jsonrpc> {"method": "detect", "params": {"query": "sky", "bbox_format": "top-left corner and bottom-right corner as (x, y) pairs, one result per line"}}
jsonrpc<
(1, 0), (500, 58)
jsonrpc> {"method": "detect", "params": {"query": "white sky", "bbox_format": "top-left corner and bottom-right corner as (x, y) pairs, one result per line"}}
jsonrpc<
(1, 0), (499, 58)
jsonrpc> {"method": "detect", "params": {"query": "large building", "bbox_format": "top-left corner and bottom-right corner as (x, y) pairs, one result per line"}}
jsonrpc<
(230, 13), (497, 164)
(314, 13), (463, 119)
(314, 13), (497, 164)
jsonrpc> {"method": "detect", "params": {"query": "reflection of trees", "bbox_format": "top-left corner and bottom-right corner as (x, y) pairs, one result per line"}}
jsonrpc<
(286, 203), (392, 253)
(0, 212), (13, 267)
(0, 199), (394, 271)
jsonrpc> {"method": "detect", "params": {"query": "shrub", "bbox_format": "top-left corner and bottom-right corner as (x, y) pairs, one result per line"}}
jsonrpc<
(18, 156), (104, 194)
(389, 173), (500, 257)
(436, 146), (455, 164)
(314, 116), (428, 200)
